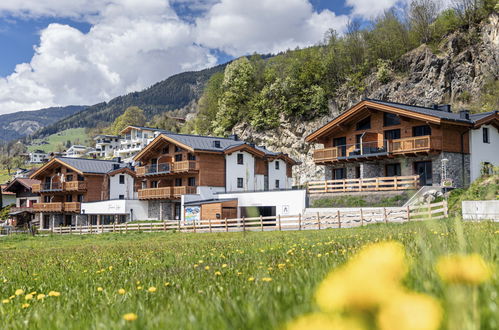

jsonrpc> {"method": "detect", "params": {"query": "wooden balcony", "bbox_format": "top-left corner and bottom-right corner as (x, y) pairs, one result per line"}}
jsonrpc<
(32, 182), (86, 193)
(307, 175), (419, 194)
(136, 161), (197, 176)
(138, 187), (173, 200)
(313, 136), (441, 163)
(64, 202), (81, 213)
(33, 202), (64, 212)
(173, 186), (197, 197)
(172, 161), (198, 173)
(9, 206), (34, 214)
(64, 181), (87, 192)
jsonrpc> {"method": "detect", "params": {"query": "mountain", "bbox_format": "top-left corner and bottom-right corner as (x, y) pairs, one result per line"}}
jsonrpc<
(0, 105), (86, 142)
(32, 63), (227, 138)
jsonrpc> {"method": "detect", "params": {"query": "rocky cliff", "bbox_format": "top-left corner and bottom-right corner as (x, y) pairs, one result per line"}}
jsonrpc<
(232, 15), (499, 185)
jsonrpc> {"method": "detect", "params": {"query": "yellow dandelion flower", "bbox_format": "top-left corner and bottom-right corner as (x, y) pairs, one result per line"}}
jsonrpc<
(222, 264), (228, 268)
(268, 267), (273, 271)
(164, 282), (171, 287)
(262, 277), (272, 282)
(317, 254), (322, 258)
(147, 287), (157, 293)
(15, 289), (24, 296)
(287, 313), (366, 330)
(248, 277), (255, 282)
(30, 291), (36, 295)
(278, 264), (286, 269)
(136, 281), (141, 285)
(97, 287), (104, 292)
(118, 289), (126, 295)
(436, 254), (491, 285)
(377, 292), (442, 330)
(2, 299), (10, 304)
(237, 272), (243, 276)
(22, 303), (30, 309)
(204, 266), (210, 270)
(24, 294), (33, 300)
(9, 295), (15, 300)
(48, 291), (60, 297)
(37, 294), (46, 300)
(123, 313), (138, 321)
(193, 264), (199, 268)
(108, 266), (113, 271)
(214, 271), (222, 276)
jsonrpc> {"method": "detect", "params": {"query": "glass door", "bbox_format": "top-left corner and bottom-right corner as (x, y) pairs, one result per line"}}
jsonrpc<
(414, 161), (432, 186)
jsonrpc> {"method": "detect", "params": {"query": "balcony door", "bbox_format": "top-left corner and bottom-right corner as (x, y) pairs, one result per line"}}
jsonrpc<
(150, 158), (158, 172)
(414, 161), (432, 186)
(333, 137), (347, 157)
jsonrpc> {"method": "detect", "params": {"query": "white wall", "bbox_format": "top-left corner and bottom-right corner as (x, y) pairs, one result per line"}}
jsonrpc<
(81, 200), (150, 221)
(470, 125), (499, 182)
(109, 172), (135, 200)
(268, 159), (290, 190)
(462, 200), (499, 221)
(219, 190), (306, 217)
(225, 151), (255, 192)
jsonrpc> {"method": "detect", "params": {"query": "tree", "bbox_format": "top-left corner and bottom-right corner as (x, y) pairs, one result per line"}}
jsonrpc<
(111, 106), (146, 135)
(192, 72), (224, 134)
(409, 0), (440, 43)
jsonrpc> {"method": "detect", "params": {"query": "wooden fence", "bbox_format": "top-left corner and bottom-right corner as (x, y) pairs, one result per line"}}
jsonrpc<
(307, 175), (419, 194)
(35, 201), (448, 236)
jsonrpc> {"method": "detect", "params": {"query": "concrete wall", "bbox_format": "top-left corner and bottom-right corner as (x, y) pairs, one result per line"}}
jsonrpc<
(462, 200), (499, 221)
(81, 199), (150, 220)
(109, 172), (135, 200)
(268, 159), (291, 189)
(470, 125), (499, 182)
(225, 151), (255, 192)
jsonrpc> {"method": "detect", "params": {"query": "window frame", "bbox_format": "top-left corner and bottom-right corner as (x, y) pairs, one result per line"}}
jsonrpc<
(237, 177), (244, 189)
(275, 160), (280, 170)
(356, 116), (371, 131)
(383, 112), (401, 127)
(275, 179), (280, 189)
(483, 127), (490, 143)
(119, 175), (125, 184)
(237, 153), (244, 165)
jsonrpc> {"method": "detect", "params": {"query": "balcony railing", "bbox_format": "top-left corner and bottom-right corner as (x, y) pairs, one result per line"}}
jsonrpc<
(33, 202), (64, 212)
(307, 175), (419, 194)
(64, 202), (81, 213)
(313, 136), (441, 163)
(136, 161), (198, 176)
(138, 187), (173, 200)
(32, 181), (86, 193)
(172, 161), (197, 172)
(173, 186), (197, 197)
(9, 206), (34, 213)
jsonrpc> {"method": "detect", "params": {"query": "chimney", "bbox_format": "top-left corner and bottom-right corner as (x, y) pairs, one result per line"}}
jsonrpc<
(113, 164), (120, 170)
(228, 134), (239, 141)
(459, 110), (470, 120)
(438, 104), (452, 112)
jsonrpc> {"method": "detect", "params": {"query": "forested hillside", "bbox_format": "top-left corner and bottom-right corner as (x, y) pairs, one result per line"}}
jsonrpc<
(0, 105), (86, 141)
(31, 63), (227, 138)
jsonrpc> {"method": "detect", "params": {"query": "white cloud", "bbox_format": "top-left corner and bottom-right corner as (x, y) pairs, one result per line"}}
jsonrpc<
(195, 0), (349, 56)
(346, 0), (405, 18)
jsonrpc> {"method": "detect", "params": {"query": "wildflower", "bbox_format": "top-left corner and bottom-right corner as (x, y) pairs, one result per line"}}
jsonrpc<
(37, 294), (46, 300)
(2, 299), (10, 304)
(261, 277), (272, 282)
(48, 291), (61, 297)
(315, 241), (407, 312)
(278, 264), (286, 269)
(118, 289), (126, 295)
(108, 266), (113, 271)
(164, 282), (171, 287)
(436, 254), (491, 285)
(317, 254), (322, 258)
(204, 266), (210, 270)
(268, 267), (273, 271)
(222, 264), (228, 268)
(24, 294), (33, 300)
(136, 281), (141, 285)
(30, 291), (36, 295)
(22, 303), (30, 309)
(214, 271), (222, 276)
(287, 313), (366, 330)
(147, 287), (157, 293)
(123, 313), (138, 321)
(377, 292), (442, 330)
(97, 287), (104, 292)
(15, 289), (24, 296)
(237, 272), (243, 276)
(248, 277), (255, 282)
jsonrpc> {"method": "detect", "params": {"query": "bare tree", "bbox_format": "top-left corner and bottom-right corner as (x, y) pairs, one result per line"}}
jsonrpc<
(453, 0), (480, 26)
(409, 0), (441, 43)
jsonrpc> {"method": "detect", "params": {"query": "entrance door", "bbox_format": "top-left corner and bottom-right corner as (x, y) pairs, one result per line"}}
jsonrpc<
(174, 203), (181, 220)
(64, 214), (72, 226)
(414, 161), (432, 186)
(333, 137), (347, 157)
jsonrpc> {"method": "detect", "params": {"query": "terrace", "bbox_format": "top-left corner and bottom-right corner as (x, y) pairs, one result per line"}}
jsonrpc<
(138, 186), (197, 200)
(32, 181), (87, 193)
(33, 202), (81, 213)
(135, 160), (198, 177)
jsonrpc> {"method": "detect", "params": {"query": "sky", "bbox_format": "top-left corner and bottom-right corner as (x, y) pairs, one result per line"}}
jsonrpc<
(0, 0), (411, 114)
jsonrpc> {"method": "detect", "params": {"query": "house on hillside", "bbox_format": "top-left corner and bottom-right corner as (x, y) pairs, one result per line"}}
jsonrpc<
(29, 157), (135, 228)
(64, 145), (91, 158)
(133, 133), (298, 221)
(92, 134), (120, 158)
(305, 99), (498, 191)
(3, 178), (41, 227)
(27, 150), (49, 164)
(113, 126), (169, 160)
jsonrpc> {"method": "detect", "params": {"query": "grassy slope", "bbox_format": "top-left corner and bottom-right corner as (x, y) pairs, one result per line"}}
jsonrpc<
(448, 175), (499, 216)
(0, 219), (497, 329)
(27, 128), (91, 153)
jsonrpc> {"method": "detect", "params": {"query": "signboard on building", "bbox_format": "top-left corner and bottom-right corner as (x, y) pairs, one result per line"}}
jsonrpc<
(185, 206), (200, 222)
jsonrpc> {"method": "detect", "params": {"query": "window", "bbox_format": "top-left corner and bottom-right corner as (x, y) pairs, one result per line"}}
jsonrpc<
(384, 129), (401, 140)
(66, 174), (73, 182)
(141, 181), (147, 189)
(77, 175), (84, 181)
(175, 154), (183, 162)
(188, 154), (196, 161)
(412, 125), (431, 137)
(175, 146), (182, 152)
(356, 116), (371, 130)
(151, 181), (158, 188)
(383, 112), (400, 126)
(44, 196), (51, 203)
(66, 195), (73, 202)
(237, 153), (244, 165)
(275, 161), (280, 170)
(119, 195), (125, 200)
(237, 178), (244, 188)
(175, 178), (182, 186)
(77, 194), (84, 203)
(333, 168), (346, 180)
(275, 180), (280, 189)
(162, 147), (169, 154)
(385, 163), (401, 177)
(66, 168), (73, 173)
(188, 177), (196, 186)
(119, 175), (125, 184)
(483, 127), (490, 143)
(355, 166), (361, 179)
(213, 140), (221, 148)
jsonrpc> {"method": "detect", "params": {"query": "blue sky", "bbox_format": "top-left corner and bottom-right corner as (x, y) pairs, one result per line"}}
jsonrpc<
(0, 0), (405, 114)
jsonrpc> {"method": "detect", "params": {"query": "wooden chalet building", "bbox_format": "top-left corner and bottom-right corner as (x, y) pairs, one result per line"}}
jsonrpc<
(3, 178), (40, 227)
(133, 133), (297, 220)
(30, 157), (128, 228)
(306, 99), (498, 189)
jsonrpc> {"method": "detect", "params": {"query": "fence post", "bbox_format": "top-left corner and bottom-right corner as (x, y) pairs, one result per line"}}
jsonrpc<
(360, 208), (364, 226)
(163, 220), (167, 231)
(79, 224), (82, 235)
(225, 218), (228, 232)
(178, 219), (181, 232)
(260, 215), (263, 232)
(113, 222), (116, 233)
(193, 220), (196, 233)
(242, 217), (246, 232)
(138, 223), (141, 232)
(125, 222), (128, 233)
(427, 203), (432, 220)
(59, 226), (62, 235)
(337, 210), (341, 228)
(298, 213), (302, 231)
(406, 205), (410, 222)
(278, 215), (281, 231)
(443, 200), (448, 218)
(209, 218), (212, 233)
(101, 223), (103, 233)
(69, 226), (72, 235)
(316, 212), (320, 230)
(89, 223), (92, 234)
(384, 208), (388, 224)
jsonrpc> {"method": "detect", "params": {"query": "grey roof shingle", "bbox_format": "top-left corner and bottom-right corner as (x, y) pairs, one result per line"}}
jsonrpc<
(56, 157), (125, 174)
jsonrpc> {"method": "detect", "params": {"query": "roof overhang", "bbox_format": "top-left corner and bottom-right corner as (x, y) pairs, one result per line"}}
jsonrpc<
(133, 134), (195, 161)
(473, 111), (499, 129)
(29, 158), (83, 179)
(224, 144), (266, 158)
(108, 167), (136, 177)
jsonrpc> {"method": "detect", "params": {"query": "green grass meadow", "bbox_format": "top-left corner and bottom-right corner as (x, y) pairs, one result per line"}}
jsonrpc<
(0, 219), (497, 329)
(27, 128), (91, 153)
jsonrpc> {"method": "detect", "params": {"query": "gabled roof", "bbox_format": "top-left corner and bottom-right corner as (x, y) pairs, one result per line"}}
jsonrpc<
(470, 111), (499, 128)
(30, 157), (125, 178)
(306, 99), (482, 142)
(4, 178), (41, 193)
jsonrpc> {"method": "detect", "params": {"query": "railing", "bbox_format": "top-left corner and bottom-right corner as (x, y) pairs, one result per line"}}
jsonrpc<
(9, 206), (34, 213)
(33, 203), (64, 212)
(307, 175), (419, 194)
(136, 163), (171, 176)
(172, 161), (197, 172)
(64, 202), (81, 213)
(173, 186), (197, 197)
(313, 135), (440, 163)
(32, 182), (85, 193)
(37, 201), (448, 234)
(138, 187), (173, 199)
(64, 181), (87, 191)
